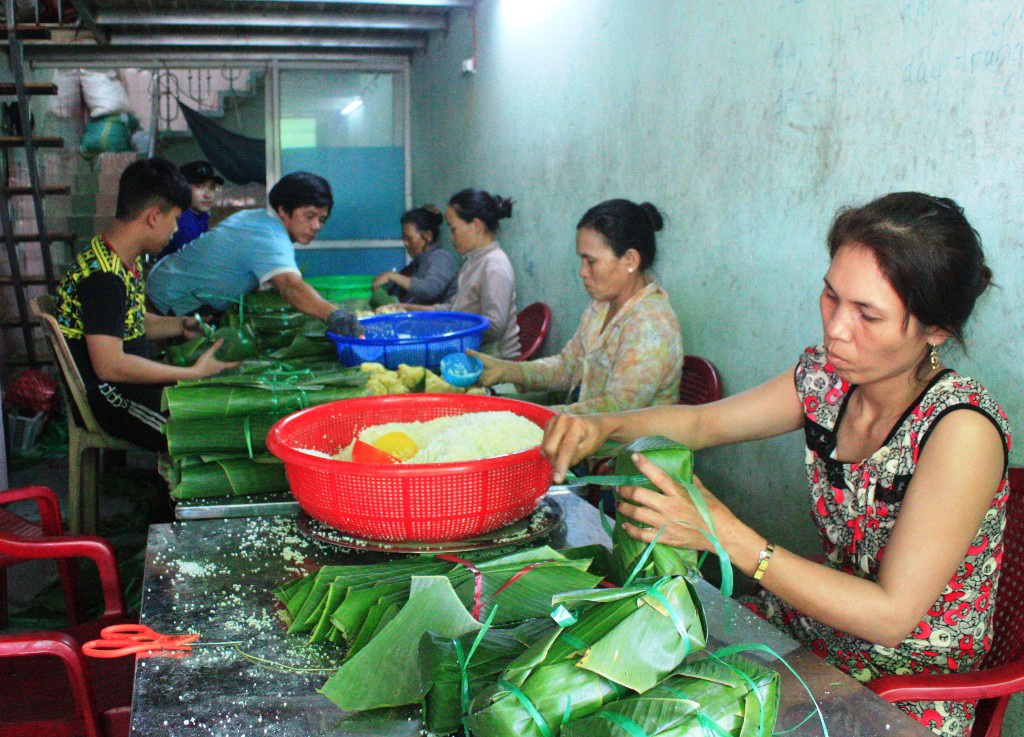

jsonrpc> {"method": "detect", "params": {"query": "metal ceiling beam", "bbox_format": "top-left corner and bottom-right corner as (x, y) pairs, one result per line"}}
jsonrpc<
(93, 9), (447, 31)
(102, 33), (428, 50)
(23, 46), (411, 64)
(66, 0), (108, 43)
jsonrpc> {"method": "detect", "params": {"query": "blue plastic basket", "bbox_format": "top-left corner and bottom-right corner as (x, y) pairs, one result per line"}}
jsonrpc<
(327, 312), (490, 370)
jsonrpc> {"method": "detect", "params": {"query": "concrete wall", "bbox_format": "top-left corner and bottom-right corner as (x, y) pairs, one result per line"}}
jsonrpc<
(410, 0), (1024, 557)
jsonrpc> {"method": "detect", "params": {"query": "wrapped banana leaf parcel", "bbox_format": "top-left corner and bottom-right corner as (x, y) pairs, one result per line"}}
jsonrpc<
(420, 619), (556, 736)
(464, 574), (707, 737)
(167, 455), (288, 500)
(312, 547), (605, 712)
(560, 652), (780, 737)
(578, 437), (732, 593)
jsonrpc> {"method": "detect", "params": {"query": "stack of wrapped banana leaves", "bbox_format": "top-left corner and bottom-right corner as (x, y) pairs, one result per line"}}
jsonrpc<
(271, 440), (783, 737)
(160, 359), (369, 500)
(159, 290), (487, 501)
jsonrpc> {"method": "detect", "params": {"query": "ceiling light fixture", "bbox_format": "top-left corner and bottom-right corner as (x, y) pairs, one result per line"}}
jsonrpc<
(341, 97), (364, 116)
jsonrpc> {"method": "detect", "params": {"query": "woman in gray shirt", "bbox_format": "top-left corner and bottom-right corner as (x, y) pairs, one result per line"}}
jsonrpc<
(396, 190), (521, 359)
(373, 205), (458, 305)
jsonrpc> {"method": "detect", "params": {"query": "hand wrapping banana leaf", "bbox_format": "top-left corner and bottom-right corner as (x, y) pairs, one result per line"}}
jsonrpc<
(464, 575), (707, 737)
(560, 652), (780, 737)
(576, 437), (700, 585)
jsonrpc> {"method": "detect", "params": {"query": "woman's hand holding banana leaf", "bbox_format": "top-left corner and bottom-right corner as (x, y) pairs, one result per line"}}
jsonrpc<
(616, 454), (728, 551)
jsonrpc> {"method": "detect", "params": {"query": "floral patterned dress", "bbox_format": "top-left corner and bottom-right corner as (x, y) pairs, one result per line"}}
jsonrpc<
(748, 345), (1012, 737)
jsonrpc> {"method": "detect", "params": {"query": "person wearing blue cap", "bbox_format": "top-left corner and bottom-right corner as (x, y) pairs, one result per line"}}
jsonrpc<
(157, 160), (224, 259)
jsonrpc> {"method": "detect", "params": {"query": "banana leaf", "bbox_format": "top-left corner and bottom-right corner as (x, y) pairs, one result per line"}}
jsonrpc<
(319, 576), (482, 711)
(168, 457), (288, 500)
(174, 364), (366, 390)
(166, 319), (260, 366)
(302, 547), (600, 645)
(420, 619), (556, 736)
(162, 383), (366, 419)
(164, 413), (284, 457)
(607, 437), (699, 585)
(268, 330), (335, 360)
(244, 290), (293, 314)
(465, 576), (707, 737)
(278, 558), (450, 634)
(560, 653), (780, 737)
(370, 285), (399, 309)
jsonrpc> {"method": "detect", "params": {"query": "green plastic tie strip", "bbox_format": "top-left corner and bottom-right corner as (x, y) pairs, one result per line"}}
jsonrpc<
(704, 650), (767, 737)
(455, 605), (498, 737)
(557, 631), (590, 652)
(697, 712), (734, 737)
(711, 642), (829, 737)
(644, 579), (690, 659)
(497, 678), (552, 737)
(561, 697), (573, 727)
(551, 604), (578, 627)
(596, 711), (649, 737)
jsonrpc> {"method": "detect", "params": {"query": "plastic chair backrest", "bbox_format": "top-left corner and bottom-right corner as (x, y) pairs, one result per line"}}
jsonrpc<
(30, 295), (105, 435)
(987, 467), (1024, 667)
(514, 302), (551, 362)
(679, 355), (723, 405)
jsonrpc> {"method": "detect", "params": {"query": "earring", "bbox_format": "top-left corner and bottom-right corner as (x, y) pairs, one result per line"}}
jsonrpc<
(627, 268), (634, 273)
(929, 344), (939, 371)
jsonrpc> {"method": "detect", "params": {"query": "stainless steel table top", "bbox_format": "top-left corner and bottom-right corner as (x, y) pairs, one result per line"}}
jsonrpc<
(132, 491), (932, 736)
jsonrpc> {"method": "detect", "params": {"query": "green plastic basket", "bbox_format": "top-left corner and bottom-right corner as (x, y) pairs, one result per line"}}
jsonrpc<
(306, 275), (375, 302)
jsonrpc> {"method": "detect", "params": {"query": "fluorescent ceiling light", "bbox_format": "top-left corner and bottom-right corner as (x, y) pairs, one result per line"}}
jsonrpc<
(341, 97), (364, 116)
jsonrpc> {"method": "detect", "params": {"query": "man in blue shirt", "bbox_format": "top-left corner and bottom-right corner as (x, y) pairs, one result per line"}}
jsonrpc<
(157, 160), (223, 259)
(147, 171), (360, 336)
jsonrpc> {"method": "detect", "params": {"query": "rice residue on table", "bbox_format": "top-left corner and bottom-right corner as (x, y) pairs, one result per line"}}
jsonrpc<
(332, 410), (544, 463)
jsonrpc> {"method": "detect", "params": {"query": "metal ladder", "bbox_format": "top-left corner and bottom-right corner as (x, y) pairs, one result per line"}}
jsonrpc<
(0, 0), (75, 371)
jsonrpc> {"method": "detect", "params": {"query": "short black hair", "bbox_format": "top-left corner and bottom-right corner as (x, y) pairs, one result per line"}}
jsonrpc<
(268, 172), (333, 216)
(115, 158), (191, 221)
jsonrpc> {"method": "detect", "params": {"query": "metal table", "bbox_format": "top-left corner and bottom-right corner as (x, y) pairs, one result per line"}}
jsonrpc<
(132, 491), (933, 737)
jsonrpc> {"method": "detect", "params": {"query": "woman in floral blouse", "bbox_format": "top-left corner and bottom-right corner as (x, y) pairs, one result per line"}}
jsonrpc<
(542, 192), (1010, 737)
(472, 199), (683, 414)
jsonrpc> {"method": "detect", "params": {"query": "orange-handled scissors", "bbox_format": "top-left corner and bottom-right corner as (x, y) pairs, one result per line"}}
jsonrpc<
(82, 624), (203, 659)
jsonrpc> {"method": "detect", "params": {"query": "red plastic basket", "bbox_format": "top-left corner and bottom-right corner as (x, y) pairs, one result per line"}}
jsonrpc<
(266, 394), (557, 542)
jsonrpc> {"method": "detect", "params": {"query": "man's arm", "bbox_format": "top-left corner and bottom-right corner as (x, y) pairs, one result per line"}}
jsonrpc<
(269, 271), (336, 320)
(269, 271), (362, 336)
(86, 335), (236, 383)
(144, 312), (202, 340)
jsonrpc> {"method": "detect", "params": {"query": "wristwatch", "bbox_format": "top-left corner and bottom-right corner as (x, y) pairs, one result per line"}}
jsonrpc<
(752, 542), (776, 581)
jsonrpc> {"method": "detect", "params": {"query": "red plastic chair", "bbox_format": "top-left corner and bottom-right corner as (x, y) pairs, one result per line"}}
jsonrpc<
(679, 355), (723, 405)
(514, 302), (551, 361)
(0, 485), (84, 629)
(867, 467), (1024, 737)
(0, 486), (135, 737)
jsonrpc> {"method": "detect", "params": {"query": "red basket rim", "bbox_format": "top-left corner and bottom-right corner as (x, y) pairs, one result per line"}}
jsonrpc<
(266, 393), (557, 474)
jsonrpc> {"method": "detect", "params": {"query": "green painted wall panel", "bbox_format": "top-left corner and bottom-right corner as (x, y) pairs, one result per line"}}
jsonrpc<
(414, 0), (1023, 556)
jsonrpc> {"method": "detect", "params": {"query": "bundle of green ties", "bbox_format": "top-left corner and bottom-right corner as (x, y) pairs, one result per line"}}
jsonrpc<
(160, 290), (369, 500)
(272, 440), (825, 737)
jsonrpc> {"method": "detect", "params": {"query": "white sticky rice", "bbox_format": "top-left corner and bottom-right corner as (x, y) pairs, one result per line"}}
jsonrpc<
(335, 410), (543, 464)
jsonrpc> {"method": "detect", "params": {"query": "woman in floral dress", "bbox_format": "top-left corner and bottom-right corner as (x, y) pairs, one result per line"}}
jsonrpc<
(542, 192), (1010, 737)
